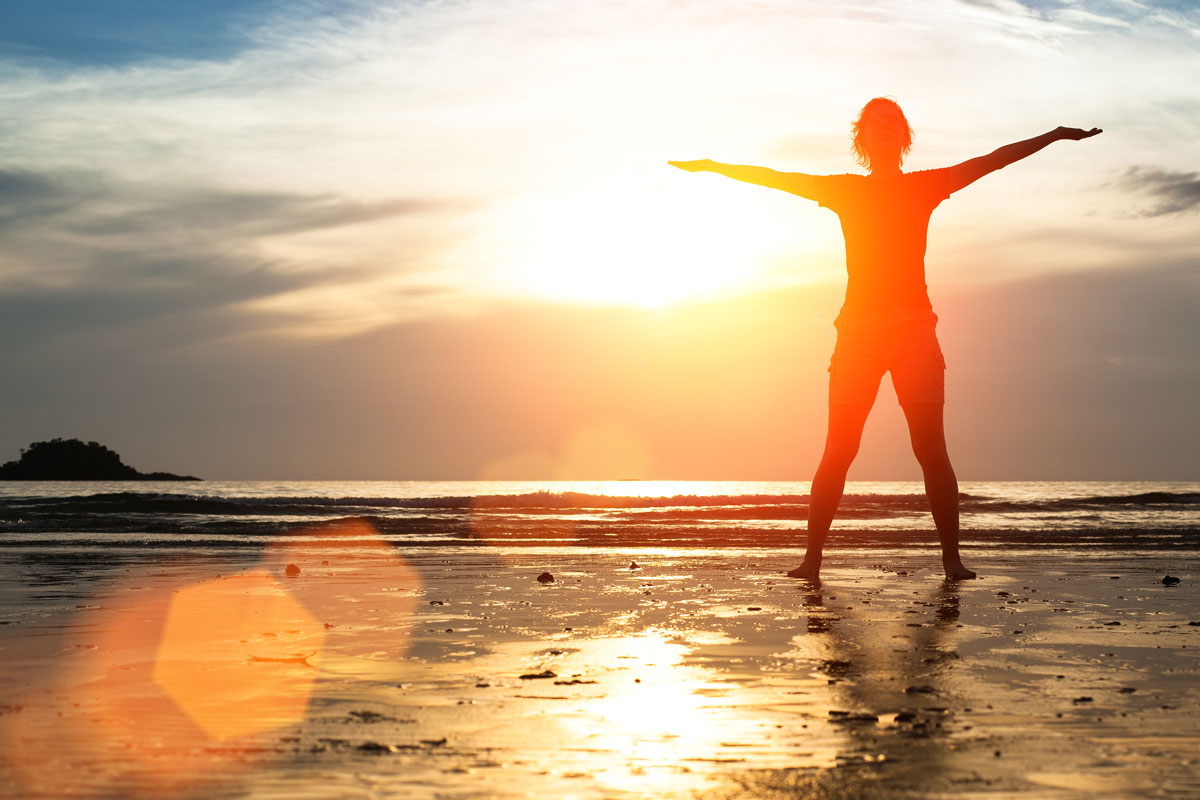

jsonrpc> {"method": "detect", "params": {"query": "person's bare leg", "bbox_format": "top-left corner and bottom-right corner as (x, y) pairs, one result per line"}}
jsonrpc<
(788, 401), (873, 580)
(901, 402), (976, 580)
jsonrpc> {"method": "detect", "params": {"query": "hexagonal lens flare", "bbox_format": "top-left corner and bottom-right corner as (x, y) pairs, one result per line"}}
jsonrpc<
(152, 570), (325, 741)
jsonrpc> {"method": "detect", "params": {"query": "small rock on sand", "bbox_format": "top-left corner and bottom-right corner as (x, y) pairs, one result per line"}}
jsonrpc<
(537, 572), (555, 583)
(519, 670), (557, 680)
(1162, 575), (1181, 586)
(629, 562), (640, 570)
(285, 563), (301, 577)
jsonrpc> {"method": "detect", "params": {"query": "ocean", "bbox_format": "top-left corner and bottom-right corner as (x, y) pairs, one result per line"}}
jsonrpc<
(1, 480), (1196, 553)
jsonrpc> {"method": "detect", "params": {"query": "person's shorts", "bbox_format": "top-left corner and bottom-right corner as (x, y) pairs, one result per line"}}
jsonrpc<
(828, 325), (946, 407)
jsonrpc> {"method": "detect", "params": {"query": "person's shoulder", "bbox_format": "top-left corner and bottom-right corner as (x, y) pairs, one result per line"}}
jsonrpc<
(903, 168), (954, 202)
(905, 167), (956, 185)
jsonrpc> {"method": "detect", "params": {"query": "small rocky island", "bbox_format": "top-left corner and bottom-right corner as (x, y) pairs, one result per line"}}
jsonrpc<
(0, 438), (201, 481)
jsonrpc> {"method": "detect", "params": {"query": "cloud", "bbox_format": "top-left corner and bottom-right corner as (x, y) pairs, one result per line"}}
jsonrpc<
(1116, 166), (1200, 216)
(0, 2), (274, 66)
(0, 166), (446, 240)
(0, 165), (459, 345)
(0, 169), (100, 231)
(0, 251), (326, 344)
(63, 187), (444, 240)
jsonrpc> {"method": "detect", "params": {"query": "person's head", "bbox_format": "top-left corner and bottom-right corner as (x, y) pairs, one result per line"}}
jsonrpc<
(851, 97), (913, 173)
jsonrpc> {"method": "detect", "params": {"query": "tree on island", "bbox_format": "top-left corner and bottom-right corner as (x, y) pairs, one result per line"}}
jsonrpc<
(0, 438), (200, 481)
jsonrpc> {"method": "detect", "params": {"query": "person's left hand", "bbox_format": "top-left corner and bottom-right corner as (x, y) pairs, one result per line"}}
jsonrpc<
(1055, 127), (1102, 140)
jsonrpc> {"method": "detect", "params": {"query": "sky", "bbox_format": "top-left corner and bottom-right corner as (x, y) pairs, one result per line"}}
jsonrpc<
(0, 0), (1196, 480)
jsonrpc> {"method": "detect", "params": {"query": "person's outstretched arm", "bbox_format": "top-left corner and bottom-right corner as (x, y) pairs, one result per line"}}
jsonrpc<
(668, 159), (823, 200)
(946, 126), (1102, 193)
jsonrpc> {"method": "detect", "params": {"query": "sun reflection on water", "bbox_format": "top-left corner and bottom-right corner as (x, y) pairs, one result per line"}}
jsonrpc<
(547, 629), (834, 797)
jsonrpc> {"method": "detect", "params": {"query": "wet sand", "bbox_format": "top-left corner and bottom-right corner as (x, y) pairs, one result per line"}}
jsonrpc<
(1, 541), (1198, 799)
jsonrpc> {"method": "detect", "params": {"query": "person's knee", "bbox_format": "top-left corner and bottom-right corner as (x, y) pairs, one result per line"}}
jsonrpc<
(903, 405), (949, 470)
(819, 444), (860, 474)
(912, 443), (951, 473)
(823, 404), (870, 470)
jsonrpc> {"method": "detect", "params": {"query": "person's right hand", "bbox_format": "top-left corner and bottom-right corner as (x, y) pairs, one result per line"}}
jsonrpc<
(668, 159), (714, 172)
(1055, 127), (1102, 141)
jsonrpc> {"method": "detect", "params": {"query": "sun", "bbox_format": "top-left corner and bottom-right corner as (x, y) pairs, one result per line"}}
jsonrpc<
(489, 180), (803, 308)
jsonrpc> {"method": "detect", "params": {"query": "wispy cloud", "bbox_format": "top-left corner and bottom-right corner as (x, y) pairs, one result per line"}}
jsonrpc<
(0, 167), (443, 240)
(1116, 166), (1200, 216)
(0, 164), (460, 342)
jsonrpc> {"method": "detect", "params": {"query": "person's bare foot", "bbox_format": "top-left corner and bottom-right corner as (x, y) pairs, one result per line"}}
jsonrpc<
(943, 561), (977, 581)
(787, 558), (821, 581)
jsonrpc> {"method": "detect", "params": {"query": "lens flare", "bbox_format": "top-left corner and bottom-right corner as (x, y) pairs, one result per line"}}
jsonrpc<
(152, 570), (325, 741)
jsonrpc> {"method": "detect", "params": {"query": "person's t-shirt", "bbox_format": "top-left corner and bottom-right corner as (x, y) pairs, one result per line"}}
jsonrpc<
(810, 169), (954, 335)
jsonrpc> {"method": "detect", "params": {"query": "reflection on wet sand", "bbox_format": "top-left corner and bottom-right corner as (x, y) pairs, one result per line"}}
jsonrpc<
(2, 546), (1199, 799)
(705, 580), (966, 798)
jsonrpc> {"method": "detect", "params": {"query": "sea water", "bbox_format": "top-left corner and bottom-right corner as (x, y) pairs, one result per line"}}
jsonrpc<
(0, 481), (1195, 553)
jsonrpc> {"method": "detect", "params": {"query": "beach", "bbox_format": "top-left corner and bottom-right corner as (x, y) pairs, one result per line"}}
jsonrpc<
(1, 489), (1198, 800)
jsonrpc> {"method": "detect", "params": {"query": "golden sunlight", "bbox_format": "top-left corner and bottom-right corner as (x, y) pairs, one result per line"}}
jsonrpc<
(492, 182), (802, 308)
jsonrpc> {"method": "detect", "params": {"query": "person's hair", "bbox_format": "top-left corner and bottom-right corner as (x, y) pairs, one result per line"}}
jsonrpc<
(851, 97), (914, 171)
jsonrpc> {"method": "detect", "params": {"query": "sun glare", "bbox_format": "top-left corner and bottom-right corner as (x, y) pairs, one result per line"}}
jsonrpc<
(492, 183), (800, 308)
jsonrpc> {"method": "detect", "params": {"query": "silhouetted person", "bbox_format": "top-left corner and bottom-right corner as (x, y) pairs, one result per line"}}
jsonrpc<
(671, 98), (1101, 581)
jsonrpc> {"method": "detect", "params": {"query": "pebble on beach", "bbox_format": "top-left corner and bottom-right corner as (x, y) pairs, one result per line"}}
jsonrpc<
(1162, 575), (1181, 586)
(285, 563), (301, 577)
(537, 572), (555, 583)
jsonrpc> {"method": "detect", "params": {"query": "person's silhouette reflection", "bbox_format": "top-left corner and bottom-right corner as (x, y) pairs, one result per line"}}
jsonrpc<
(737, 580), (969, 796)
